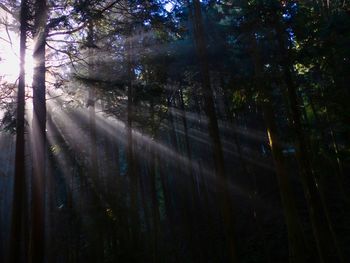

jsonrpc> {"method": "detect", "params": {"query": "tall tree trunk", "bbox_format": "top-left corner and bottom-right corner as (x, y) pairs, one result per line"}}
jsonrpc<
(148, 99), (161, 263)
(177, 88), (209, 261)
(9, 1), (28, 262)
(178, 88), (197, 199)
(126, 37), (140, 256)
(149, 146), (161, 262)
(251, 35), (308, 263)
(86, 21), (105, 262)
(87, 24), (98, 179)
(271, 7), (341, 262)
(167, 95), (198, 261)
(222, 75), (272, 263)
(31, 0), (47, 262)
(191, 1), (237, 261)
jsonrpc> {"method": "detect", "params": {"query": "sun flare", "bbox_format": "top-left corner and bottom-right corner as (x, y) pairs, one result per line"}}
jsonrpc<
(0, 41), (34, 84)
(0, 13), (34, 85)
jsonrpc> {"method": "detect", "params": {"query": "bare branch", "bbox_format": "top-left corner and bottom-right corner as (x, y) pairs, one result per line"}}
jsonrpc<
(0, 3), (17, 18)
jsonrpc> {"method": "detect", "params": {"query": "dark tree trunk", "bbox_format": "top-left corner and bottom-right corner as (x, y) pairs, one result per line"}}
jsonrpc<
(271, 8), (341, 262)
(148, 99), (161, 262)
(251, 35), (309, 263)
(126, 37), (140, 256)
(191, 1), (237, 261)
(9, 1), (28, 262)
(31, 1), (47, 262)
(87, 22), (98, 180)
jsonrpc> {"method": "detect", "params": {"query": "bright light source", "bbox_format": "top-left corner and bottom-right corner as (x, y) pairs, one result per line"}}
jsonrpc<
(164, 2), (174, 12)
(0, 30), (34, 85)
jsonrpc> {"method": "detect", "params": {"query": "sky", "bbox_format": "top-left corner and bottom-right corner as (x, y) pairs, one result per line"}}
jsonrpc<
(0, 9), (34, 84)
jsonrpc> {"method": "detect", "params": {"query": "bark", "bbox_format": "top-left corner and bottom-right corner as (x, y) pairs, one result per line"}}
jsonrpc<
(87, 22), (98, 180)
(251, 35), (308, 263)
(178, 88), (211, 261)
(149, 147), (161, 262)
(126, 37), (140, 254)
(158, 150), (174, 244)
(178, 88), (196, 199)
(31, 0), (47, 262)
(9, 1), (28, 261)
(191, 1), (237, 261)
(222, 78), (272, 263)
(168, 95), (198, 259)
(148, 100), (161, 262)
(87, 21), (105, 262)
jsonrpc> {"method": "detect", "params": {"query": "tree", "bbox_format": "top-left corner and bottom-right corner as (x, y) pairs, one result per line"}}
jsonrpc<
(9, 0), (28, 262)
(31, 0), (47, 262)
(190, 0), (237, 261)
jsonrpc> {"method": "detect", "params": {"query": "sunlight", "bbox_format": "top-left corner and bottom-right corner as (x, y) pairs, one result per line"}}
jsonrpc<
(164, 2), (174, 12)
(0, 33), (34, 85)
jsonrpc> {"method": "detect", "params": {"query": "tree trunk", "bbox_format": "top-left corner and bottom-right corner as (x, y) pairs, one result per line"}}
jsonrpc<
(148, 99), (161, 262)
(191, 1), (237, 261)
(126, 37), (140, 257)
(31, 0), (47, 262)
(87, 22), (99, 180)
(251, 34), (309, 263)
(272, 8), (341, 262)
(9, 1), (28, 261)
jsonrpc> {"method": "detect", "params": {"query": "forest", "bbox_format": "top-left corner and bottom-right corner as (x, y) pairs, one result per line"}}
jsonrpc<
(0, 0), (349, 262)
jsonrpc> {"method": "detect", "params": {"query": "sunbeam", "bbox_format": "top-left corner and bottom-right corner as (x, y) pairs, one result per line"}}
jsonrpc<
(1, 1), (349, 262)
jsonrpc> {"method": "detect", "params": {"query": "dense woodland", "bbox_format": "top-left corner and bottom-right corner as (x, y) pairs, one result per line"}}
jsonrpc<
(0, 0), (349, 262)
